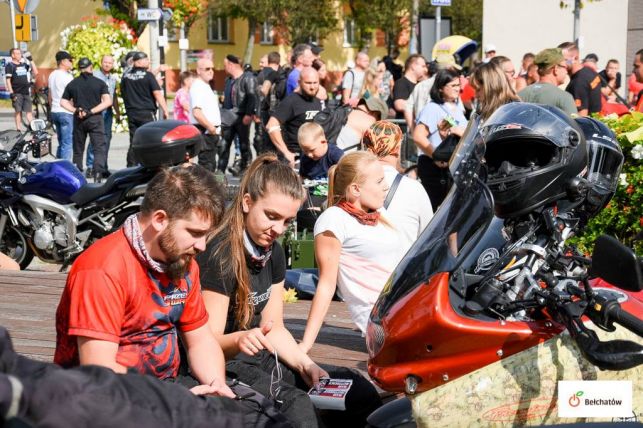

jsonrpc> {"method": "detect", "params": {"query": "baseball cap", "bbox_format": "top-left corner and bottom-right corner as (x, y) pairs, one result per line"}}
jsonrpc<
(132, 51), (148, 62)
(361, 96), (389, 120)
(55, 51), (73, 62)
(435, 53), (462, 71)
(310, 43), (323, 56)
(534, 48), (565, 70)
(484, 44), (497, 54)
(77, 57), (92, 69)
(583, 53), (598, 63)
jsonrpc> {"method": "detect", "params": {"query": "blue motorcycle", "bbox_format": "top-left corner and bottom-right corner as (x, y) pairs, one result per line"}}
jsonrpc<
(0, 119), (200, 270)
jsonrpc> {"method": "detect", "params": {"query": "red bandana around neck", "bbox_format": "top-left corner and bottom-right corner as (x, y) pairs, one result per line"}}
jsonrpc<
(336, 200), (380, 226)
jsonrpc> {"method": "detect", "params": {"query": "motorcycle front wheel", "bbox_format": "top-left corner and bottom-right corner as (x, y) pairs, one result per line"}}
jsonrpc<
(0, 226), (34, 270)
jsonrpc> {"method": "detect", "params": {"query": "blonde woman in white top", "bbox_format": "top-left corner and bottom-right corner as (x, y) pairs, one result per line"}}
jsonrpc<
(300, 151), (404, 353)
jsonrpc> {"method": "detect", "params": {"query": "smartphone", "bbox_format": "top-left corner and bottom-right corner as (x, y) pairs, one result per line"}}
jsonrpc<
(444, 115), (457, 128)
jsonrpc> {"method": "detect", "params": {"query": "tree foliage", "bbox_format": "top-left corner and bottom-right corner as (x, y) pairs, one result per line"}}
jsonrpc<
(97, 0), (207, 37)
(208, 0), (278, 64)
(94, 0), (145, 36)
(420, 0), (483, 43)
(209, 0), (338, 60)
(163, 0), (208, 34)
(276, 0), (339, 46)
(347, 0), (412, 52)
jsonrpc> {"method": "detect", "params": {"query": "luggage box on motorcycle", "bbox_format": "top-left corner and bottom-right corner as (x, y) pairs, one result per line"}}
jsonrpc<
(132, 120), (203, 168)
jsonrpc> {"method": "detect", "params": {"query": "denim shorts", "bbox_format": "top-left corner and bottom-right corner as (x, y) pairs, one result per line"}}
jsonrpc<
(11, 93), (32, 113)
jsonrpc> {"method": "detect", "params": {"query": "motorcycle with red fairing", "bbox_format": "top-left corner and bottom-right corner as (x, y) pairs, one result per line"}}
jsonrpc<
(366, 104), (642, 427)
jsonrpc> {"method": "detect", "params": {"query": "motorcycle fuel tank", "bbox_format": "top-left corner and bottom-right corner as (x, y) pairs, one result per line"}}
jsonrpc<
(18, 160), (86, 204)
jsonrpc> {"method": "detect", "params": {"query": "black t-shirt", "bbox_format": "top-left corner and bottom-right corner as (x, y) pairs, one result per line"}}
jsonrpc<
(566, 67), (602, 114)
(598, 69), (621, 90)
(271, 93), (322, 153)
(61, 73), (109, 111)
(196, 234), (286, 334)
(259, 67), (279, 111)
(120, 67), (161, 112)
(4, 61), (31, 95)
(392, 76), (416, 119)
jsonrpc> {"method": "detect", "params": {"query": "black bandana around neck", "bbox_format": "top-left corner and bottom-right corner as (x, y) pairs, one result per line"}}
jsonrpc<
(243, 231), (272, 273)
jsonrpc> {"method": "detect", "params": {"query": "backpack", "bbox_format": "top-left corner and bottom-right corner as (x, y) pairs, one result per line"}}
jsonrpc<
(267, 67), (289, 112)
(312, 104), (352, 146)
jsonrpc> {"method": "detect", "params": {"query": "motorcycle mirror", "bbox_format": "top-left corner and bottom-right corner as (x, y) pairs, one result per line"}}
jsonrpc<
(590, 235), (643, 292)
(30, 119), (47, 132)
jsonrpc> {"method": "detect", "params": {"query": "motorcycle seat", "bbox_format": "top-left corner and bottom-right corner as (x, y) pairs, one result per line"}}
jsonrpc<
(70, 166), (146, 206)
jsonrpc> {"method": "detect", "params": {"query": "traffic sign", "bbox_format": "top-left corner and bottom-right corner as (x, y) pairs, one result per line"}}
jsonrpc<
(137, 8), (162, 21)
(15, 14), (31, 42)
(13, 0), (39, 14)
(161, 8), (173, 22)
(431, 0), (451, 5)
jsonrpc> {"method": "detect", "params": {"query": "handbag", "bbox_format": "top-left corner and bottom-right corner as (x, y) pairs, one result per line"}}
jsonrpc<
(220, 108), (239, 128)
(432, 133), (460, 162)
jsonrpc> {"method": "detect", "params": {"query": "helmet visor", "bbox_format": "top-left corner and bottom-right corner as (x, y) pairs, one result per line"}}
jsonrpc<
(587, 142), (623, 193)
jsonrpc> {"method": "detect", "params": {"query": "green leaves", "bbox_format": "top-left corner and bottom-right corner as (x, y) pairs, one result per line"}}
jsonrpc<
(570, 112), (643, 255)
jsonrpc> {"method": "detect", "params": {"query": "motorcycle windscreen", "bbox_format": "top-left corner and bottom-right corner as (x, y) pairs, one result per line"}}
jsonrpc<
(371, 115), (495, 322)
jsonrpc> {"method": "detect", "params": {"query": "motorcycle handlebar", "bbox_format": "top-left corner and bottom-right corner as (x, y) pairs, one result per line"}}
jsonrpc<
(604, 303), (643, 338)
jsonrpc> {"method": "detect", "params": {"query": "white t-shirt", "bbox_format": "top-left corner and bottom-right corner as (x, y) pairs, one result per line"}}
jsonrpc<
(189, 78), (221, 129)
(314, 206), (404, 333)
(383, 165), (433, 254)
(335, 125), (361, 151)
(48, 69), (73, 114)
(342, 69), (365, 100)
(415, 100), (467, 154)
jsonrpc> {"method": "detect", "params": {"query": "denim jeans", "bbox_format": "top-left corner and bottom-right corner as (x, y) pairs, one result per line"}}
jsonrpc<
(86, 108), (113, 170)
(52, 112), (73, 161)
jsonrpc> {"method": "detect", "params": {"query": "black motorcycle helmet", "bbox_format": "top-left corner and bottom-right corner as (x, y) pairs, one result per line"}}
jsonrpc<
(574, 117), (623, 220)
(483, 103), (587, 218)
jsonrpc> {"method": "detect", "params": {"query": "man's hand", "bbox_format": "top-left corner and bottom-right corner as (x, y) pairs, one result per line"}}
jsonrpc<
(300, 362), (329, 388)
(242, 114), (252, 126)
(236, 321), (274, 356)
(284, 151), (296, 169)
(190, 378), (235, 398)
(346, 98), (359, 108)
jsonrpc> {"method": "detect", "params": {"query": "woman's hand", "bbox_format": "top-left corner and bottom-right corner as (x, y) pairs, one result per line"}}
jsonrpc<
(190, 378), (236, 399)
(236, 321), (274, 356)
(437, 119), (452, 139)
(298, 340), (312, 355)
(300, 362), (330, 388)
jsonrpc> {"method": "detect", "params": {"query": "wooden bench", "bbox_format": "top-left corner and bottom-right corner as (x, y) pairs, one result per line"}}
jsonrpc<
(0, 271), (368, 373)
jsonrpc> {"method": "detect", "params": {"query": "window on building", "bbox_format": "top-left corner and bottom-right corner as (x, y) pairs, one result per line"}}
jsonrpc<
(343, 17), (356, 46)
(208, 12), (229, 43)
(260, 21), (273, 44)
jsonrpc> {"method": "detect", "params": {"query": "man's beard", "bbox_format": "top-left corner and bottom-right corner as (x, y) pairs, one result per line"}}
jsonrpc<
(158, 227), (197, 280)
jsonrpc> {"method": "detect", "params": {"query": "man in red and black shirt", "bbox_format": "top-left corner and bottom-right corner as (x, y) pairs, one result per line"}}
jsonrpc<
(55, 165), (234, 398)
(559, 41), (602, 116)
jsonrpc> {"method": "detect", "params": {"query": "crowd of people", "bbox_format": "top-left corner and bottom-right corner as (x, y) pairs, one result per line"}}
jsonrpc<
(2, 40), (643, 426)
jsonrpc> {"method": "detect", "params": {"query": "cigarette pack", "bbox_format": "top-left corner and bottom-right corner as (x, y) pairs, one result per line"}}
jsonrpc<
(307, 378), (353, 411)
